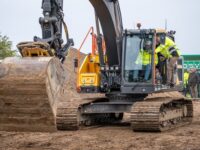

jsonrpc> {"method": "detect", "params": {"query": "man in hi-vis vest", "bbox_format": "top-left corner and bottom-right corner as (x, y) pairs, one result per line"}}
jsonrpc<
(156, 36), (180, 86)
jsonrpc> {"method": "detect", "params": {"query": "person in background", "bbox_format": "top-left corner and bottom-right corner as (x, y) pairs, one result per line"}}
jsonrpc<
(197, 69), (200, 98)
(183, 70), (189, 97)
(188, 68), (200, 98)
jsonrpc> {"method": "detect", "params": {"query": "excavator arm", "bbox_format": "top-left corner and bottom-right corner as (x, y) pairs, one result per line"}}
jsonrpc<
(78, 0), (124, 92)
(34, 0), (74, 62)
(89, 0), (123, 66)
(33, 0), (122, 65)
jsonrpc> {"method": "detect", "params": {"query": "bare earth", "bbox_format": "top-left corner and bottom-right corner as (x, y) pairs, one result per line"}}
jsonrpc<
(0, 101), (199, 150)
(1, 50), (200, 150)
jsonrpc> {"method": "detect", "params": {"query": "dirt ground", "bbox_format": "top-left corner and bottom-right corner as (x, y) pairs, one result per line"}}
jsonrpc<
(0, 100), (199, 150)
(1, 49), (200, 150)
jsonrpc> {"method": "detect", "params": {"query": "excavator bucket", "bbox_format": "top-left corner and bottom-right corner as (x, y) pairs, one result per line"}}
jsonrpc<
(0, 57), (66, 132)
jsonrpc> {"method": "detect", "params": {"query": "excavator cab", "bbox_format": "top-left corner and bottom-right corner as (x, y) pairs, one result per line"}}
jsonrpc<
(121, 29), (184, 94)
(123, 30), (155, 83)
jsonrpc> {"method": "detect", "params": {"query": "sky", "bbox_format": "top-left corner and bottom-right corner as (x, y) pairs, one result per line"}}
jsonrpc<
(0, 0), (199, 54)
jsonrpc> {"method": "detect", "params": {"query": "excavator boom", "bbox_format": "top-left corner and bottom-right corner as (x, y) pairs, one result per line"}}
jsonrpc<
(90, 0), (123, 66)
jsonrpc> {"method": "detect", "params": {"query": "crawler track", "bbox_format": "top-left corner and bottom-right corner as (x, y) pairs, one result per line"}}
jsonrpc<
(56, 97), (103, 130)
(130, 92), (193, 132)
(56, 101), (80, 130)
(56, 97), (124, 130)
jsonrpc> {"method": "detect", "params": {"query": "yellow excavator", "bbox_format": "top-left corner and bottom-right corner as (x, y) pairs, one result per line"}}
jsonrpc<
(0, 0), (193, 132)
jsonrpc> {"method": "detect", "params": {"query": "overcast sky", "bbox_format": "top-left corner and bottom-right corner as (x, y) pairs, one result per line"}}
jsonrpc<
(0, 0), (199, 54)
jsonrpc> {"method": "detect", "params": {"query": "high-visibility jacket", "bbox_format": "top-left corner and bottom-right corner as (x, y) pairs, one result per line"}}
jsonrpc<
(184, 72), (189, 87)
(136, 50), (158, 65)
(155, 37), (181, 58)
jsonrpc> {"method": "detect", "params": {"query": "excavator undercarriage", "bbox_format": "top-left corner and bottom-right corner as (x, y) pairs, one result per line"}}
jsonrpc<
(56, 91), (193, 131)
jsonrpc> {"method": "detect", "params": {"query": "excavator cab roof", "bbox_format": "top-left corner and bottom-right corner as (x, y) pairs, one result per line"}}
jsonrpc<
(124, 29), (168, 35)
(124, 29), (156, 35)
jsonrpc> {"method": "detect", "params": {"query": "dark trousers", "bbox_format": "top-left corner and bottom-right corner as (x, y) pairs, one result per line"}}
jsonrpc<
(183, 85), (189, 97)
(190, 85), (198, 98)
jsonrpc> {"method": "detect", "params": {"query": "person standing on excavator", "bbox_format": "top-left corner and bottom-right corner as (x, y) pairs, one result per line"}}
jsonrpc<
(155, 36), (181, 86)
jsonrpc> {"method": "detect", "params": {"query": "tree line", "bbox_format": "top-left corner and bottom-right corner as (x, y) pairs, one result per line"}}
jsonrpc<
(0, 33), (17, 59)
